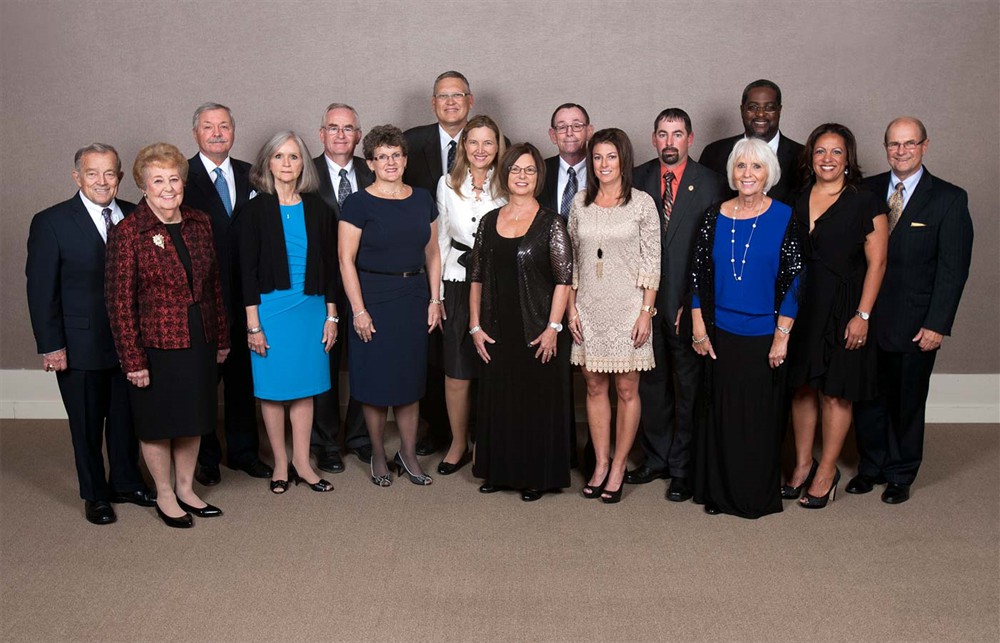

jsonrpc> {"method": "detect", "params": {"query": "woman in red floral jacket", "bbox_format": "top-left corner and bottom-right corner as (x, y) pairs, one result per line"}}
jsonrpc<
(106, 143), (230, 529)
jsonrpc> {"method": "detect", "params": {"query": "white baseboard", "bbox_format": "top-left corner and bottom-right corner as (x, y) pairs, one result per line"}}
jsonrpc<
(1, 369), (997, 423)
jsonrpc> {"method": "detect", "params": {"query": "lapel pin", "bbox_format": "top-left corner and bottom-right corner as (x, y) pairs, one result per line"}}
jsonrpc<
(688, 185), (694, 191)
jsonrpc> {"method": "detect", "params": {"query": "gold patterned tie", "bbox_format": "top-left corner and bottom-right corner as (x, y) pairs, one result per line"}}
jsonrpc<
(888, 182), (904, 233)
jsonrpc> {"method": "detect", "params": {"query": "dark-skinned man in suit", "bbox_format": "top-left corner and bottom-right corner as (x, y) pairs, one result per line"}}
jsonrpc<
(851, 117), (974, 504)
(26, 143), (155, 524)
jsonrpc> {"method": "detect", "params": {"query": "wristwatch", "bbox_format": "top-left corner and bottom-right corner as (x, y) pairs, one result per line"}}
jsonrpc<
(641, 305), (658, 317)
(548, 321), (563, 332)
(855, 310), (870, 321)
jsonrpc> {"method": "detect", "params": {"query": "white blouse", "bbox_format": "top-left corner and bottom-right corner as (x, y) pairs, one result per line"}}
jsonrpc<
(436, 170), (506, 291)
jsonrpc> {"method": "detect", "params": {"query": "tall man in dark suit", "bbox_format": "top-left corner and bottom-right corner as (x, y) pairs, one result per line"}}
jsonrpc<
(851, 117), (974, 504)
(184, 102), (272, 485)
(26, 143), (155, 525)
(540, 103), (593, 217)
(630, 109), (729, 501)
(310, 102), (374, 473)
(403, 71), (475, 455)
(699, 79), (803, 204)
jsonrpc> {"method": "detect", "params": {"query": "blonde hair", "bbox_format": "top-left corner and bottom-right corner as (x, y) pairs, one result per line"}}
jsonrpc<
(132, 143), (188, 190)
(447, 114), (505, 199)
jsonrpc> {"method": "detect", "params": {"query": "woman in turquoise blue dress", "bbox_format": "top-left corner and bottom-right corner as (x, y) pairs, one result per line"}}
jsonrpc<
(240, 131), (339, 494)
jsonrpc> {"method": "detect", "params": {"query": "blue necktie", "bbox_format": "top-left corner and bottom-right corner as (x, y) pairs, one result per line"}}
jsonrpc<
(561, 167), (577, 218)
(214, 167), (233, 216)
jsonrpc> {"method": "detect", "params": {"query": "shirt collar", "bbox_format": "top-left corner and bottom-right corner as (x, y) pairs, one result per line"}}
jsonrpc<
(890, 165), (924, 193)
(559, 157), (586, 175)
(78, 192), (119, 217)
(439, 124), (462, 150)
(325, 155), (354, 175)
(199, 152), (232, 175)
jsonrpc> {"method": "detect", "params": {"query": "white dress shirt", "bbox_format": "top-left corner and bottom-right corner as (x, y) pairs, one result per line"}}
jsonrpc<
(439, 125), (462, 175)
(888, 166), (924, 211)
(436, 170), (506, 291)
(557, 157), (588, 204)
(198, 152), (237, 207)
(325, 155), (359, 203)
(78, 192), (124, 243)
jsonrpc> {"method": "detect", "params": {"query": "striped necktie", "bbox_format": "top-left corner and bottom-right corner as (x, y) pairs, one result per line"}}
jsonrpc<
(560, 167), (577, 218)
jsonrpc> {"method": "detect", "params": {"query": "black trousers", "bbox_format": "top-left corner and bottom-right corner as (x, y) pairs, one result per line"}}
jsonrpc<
(853, 348), (937, 486)
(56, 367), (144, 501)
(199, 323), (260, 468)
(311, 315), (369, 455)
(637, 313), (702, 477)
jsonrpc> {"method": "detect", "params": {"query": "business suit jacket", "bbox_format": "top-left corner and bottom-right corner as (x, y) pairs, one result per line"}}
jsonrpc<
(403, 123), (446, 193)
(698, 133), (804, 205)
(312, 154), (375, 216)
(863, 169), (974, 353)
(184, 154), (252, 317)
(105, 202), (228, 373)
(633, 158), (729, 321)
(539, 155), (564, 214)
(26, 194), (136, 370)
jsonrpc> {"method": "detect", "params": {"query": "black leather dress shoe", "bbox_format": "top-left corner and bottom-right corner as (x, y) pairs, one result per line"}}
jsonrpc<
(479, 482), (505, 494)
(520, 489), (542, 502)
(195, 464), (221, 486)
(229, 459), (273, 479)
(881, 483), (911, 504)
(846, 473), (886, 495)
(111, 488), (157, 507)
(437, 451), (472, 475)
(176, 499), (223, 518)
(351, 445), (373, 464)
(316, 452), (345, 474)
(416, 436), (445, 456)
(667, 477), (693, 502)
(85, 500), (117, 525)
(624, 465), (670, 485)
(703, 503), (721, 516)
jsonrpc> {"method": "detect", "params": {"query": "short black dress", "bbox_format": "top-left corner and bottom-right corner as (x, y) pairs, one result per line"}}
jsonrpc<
(128, 223), (218, 440)
(788, 186), (885, 401)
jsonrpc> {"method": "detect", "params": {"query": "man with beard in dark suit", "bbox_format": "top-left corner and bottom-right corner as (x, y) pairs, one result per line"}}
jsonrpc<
(184, 102), (272, 485)
(850, 117), (974, 504)
(699, 79), (803, 205)
(310, 102), (374, 473)
(629, 108), (729, 502)
(26, 143), (155, 524)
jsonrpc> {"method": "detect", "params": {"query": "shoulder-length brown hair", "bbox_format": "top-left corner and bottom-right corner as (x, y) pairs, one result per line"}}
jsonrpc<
(584, 128), (634, 207)
(495, 143), (546, 200)
(250, 131), (320, 195)
(448, 114), (505, 199)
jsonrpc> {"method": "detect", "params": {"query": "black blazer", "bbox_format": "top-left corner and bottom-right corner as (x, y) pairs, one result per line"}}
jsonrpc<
(633, 158), (729, 321)
(26, 194), (136, 370)
(539, 155), (563, 214)
(312, 154), (374, 217)
(863, 169), (974, 352)
(184, 154), (253, 316)
(698, 133), (804, 205)
(239, 192), (338, 306)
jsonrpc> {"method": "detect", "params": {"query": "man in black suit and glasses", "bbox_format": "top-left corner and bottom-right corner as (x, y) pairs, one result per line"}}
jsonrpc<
(851, 117), (974, 505)
(699, 79), (803, 205)
(310, 102), (374, 472)
(184, 102), (272, 485)
(540, 103), (594, 217)
(629, 108), (729, 501)
(26, 143), (155, 524)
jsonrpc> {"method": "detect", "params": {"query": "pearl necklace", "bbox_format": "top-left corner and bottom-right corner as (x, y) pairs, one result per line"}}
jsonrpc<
(730, 198), (764, 282)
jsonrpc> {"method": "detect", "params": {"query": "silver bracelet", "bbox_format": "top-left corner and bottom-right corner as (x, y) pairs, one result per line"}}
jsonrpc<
(247, 326), (263, 335)
(352, 309), (367, 319)
(468, 325), (482, 335)
(776, 325), (791, 335)
(692, 334), (709, 344)
(326, 315), (340, 324)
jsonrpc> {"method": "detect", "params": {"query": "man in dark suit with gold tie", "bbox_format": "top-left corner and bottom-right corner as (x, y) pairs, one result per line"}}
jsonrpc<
(850, 117), (974, 504)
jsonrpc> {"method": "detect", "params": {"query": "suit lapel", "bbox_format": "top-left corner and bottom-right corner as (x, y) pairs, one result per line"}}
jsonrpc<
(68, 194), (107, 250)
(356, 157), (374, 189)
(189, 156), (225, 213)
(233, 162), (251, 209)
(425, 130), (443, 179)
(665, 166), (698, 249)
(900, 170), (933, 223)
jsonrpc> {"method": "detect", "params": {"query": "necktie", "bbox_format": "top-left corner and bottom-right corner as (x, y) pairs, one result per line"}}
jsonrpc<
(888, 182), (904, 233)
(446, 141), (457, 172)
(101, 207), (113, 241)
(214, 167), (233, 216)
(561, 167), (578, 218)
(662, 171), (675, 228)
(338, 168), (352, 207)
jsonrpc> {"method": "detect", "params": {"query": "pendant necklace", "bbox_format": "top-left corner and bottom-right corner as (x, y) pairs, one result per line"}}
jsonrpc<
(595, 203), (612, 279)
(730, 197), (764, 281)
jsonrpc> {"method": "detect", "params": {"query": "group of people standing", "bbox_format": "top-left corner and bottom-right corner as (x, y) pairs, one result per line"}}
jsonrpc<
(26, 73), (974, 528)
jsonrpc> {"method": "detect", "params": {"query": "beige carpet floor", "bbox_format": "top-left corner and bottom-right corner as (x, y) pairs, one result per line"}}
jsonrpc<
(1, 420), (997, 642)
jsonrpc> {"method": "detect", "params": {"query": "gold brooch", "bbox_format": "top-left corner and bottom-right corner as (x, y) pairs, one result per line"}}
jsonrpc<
(152, 234), (165, 249)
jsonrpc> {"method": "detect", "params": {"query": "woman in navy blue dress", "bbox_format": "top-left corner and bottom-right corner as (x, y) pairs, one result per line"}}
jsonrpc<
(339, 125), (444, 487)
(241, 131), (339, 494)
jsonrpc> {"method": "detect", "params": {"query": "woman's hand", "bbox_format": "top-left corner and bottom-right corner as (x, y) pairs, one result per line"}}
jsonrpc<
(322, 319), (338, 353)
(248, 330), (269, 357)
(769, 333), (789, 369)
(632, 312), (652, 348)
(354, 311), (376, 343)
(530, 328), (559, 363)
(844, 316), (868, 350)
(471, 328), (496, 364)
(127, 369), (150, 388)
(427, 302), (443, 333)
(216, 348), (230, 364)
(568, 310), (584, 345)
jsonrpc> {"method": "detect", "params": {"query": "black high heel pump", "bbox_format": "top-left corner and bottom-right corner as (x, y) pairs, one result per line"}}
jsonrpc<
(781, 458), (819, 499)
(799, 467), (841, 509)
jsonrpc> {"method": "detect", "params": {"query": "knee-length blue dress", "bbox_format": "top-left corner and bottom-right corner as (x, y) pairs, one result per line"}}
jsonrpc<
(250, 202), (331, 401)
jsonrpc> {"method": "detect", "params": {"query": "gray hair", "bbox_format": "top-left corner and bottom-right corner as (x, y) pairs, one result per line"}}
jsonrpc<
(192, 102), (235, 129)
(74, 143), (121, 173)
(433, 70), (471, 94)
(321, 103), (361, 129)
(249, 131), (320, 195)
(726, 137), (781, 193)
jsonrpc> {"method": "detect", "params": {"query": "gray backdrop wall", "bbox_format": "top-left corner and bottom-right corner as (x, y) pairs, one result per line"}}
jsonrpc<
(2, 0), (997, 373)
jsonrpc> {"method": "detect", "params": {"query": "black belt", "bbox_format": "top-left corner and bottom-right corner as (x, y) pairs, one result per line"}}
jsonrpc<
(451, 240), (472, 268)
(358, 266), (425, 278)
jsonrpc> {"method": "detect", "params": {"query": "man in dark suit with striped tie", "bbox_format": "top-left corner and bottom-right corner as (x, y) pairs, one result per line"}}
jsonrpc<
(850, 117), (974, 504)
(540, 103), (593, 217)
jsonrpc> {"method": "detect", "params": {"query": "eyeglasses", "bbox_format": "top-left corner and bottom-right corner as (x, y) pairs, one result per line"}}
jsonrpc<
(508, 165), (537, 176)
(323, 125), (356, 135)
(553, 122), (588, 134)
(743, 102), (780, 114)
(433, 92), (469, 101)
(885, 139), (926, 152)
(374, 152), (404, 163)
